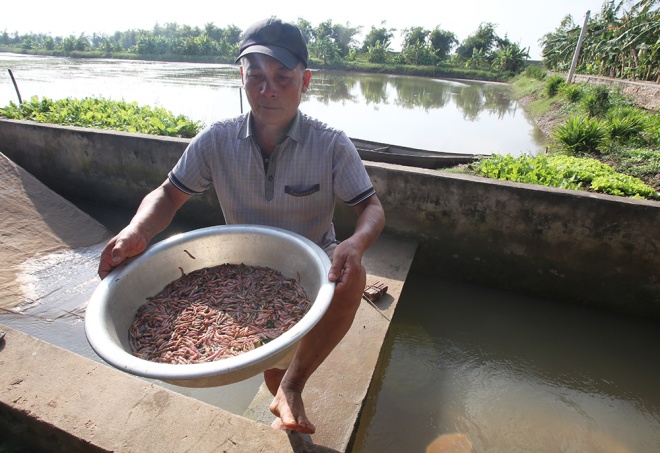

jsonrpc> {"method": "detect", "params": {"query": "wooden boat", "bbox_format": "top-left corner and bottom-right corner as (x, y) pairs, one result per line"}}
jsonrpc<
(350, 138), (487, 169)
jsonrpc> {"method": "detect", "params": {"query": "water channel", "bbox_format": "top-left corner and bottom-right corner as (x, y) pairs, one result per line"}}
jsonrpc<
(0, 53), (546, 155)
(1, 53), (658, 451)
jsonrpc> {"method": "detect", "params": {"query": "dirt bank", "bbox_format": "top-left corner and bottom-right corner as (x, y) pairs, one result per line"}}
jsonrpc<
(572, 74), (660, 112)
(516, 74), (659, 139)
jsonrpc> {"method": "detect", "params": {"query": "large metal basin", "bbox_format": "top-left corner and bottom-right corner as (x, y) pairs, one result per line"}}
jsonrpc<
(85, 225), (335, 387)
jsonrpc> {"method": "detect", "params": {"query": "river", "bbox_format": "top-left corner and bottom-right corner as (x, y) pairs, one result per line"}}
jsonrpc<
(0, 53), (546, 156)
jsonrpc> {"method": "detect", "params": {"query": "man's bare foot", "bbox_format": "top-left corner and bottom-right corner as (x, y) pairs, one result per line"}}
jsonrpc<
(271, 418), (289, 431)
(264, 368), (286, 395)
(269, 383), (316, 434)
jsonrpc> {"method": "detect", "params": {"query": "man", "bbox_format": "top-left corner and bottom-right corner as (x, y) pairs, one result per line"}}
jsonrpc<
(98, 17), (385, 434)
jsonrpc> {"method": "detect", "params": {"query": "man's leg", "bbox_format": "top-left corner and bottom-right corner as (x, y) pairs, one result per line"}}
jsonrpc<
(265, 263), (366, 433)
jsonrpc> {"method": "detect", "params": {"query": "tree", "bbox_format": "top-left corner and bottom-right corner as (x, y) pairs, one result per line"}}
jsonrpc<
(456, 22), (499, 59)
(204, 23), (223, 42)
(296, 18), (314, 44)
(312, 35), (339, 64)
(332, 23), (362, 56)
(136, 35), (157, 54)
(222, 25), (242, 46)
(45, 36), (56, 51)
(540, 15), (580, 70)
(362, 23), (395, 51)
(402, 26), (429, 49)
(367, 40), (388, 63)
(310, 19), (360, 59)
(465, 47), (488, 69)
(429, 27), (458, 61)
(62, 35), (77, 52)
(400, 27), (437, 65)
(75, 33), (91, 51)
(491, 43), (530, 73)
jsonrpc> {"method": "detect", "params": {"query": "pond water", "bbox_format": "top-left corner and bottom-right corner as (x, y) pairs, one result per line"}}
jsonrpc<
(352, 274), (660, 453)
(0, 53), (546, 155)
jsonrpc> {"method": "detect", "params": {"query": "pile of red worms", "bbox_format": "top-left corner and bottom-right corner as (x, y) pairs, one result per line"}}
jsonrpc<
(128, 263), (311, 364)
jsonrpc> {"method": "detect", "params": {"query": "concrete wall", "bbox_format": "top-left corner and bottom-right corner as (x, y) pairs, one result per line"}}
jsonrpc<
(571, 75), (660, 112)
(1, 118), (659, 320)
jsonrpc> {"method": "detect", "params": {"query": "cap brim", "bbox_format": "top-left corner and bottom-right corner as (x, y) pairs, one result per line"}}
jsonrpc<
(235, 45), (302, 70)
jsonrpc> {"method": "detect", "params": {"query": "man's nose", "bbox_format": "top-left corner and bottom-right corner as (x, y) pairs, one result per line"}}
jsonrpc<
(260, 77), (278, 96)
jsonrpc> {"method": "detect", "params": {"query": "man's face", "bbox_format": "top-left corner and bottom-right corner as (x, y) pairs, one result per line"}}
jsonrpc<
(240, 54), (311, 129)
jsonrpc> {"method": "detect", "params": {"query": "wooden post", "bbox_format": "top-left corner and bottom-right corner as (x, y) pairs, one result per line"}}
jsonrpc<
(567, 11), (591, 84)
(7, 69), (23, 105)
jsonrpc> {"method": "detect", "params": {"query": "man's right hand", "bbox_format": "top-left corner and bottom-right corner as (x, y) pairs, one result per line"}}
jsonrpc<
(98, 226), (149, 279)
(97, 180), (192, 280)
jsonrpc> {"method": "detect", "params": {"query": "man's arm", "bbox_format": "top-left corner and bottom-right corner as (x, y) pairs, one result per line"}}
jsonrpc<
(328, 194), (385, 284)
(98, 180), (191, 279)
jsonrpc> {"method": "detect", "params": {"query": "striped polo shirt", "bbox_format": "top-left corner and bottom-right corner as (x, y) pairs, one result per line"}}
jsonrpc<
(169, 111), (375, 248)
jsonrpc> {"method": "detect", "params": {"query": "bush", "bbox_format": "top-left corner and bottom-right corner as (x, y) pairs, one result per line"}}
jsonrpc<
(581, 85), (610, 118)
(642, 112), (660, 147)
(544, 74), (565, 97)
(524, 64), (546, 81)
(606, 109), (646, 144)
(552, 116), (607, 155)
(560, 83), (583, 103)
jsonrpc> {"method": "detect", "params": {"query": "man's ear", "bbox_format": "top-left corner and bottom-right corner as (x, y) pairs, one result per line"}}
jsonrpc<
(302, 69), (312, 93)
(239, 65), (245, 85)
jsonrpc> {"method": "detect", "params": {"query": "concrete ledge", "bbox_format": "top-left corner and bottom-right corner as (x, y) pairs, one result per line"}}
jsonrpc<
(0, 326), (336, 453)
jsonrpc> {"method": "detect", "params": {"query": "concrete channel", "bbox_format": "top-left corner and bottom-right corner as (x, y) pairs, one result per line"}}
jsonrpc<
(0, 119), (659, 451)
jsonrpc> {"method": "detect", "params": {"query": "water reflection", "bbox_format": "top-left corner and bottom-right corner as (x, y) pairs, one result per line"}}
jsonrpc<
(0, 53), (545, 155)
(309, 70), (518, 120)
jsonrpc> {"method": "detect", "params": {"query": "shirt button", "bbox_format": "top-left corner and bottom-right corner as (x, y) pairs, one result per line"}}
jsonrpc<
(268, 175), (273, 181)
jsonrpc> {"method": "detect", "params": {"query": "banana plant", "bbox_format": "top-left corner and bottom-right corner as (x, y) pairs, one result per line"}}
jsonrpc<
(541, 0), (659, 82)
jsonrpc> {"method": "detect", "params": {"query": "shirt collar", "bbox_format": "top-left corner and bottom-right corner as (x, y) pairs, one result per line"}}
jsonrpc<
(239, 111), (303, 144)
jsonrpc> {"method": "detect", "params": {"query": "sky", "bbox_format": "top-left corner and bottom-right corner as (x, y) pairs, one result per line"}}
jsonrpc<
(3, 0), (607, 60)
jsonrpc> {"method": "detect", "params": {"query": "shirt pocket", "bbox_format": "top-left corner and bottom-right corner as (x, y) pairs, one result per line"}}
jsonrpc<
(284, 184), (320, 197)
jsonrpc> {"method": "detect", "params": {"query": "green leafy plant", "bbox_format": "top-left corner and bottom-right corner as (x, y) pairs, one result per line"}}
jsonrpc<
(581, 85), (611, 118)
(541, 1), (659, 83)
(524, 64), (546, 81)
(552, 115), (607, 155)
(473, 153), (659, 199)
(606, 108), (646, 144)
(0, 96), (202, 138)
(601, 148), (660, 191)
(560, 83), (583, 103)
(544, 74), (565, 97)
(641, 112), (660, 147)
